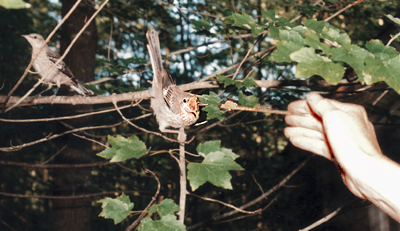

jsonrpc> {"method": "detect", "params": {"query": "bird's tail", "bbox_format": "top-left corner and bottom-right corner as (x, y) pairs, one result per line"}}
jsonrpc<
(70, 82), (94, 96)
(147, 30), (171, 94)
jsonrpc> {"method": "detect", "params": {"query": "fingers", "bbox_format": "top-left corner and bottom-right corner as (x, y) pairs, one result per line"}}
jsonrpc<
(284, 127), (332, 160)
(285, 114), (324, 133)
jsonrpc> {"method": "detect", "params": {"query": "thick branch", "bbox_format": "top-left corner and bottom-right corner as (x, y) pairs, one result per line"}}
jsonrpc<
(0, 79), (330, 107)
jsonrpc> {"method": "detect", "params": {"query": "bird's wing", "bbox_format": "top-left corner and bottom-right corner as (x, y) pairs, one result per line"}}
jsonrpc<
(46, 50), (75, 78)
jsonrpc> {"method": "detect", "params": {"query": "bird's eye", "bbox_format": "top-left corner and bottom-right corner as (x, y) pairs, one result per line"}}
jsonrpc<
(33, 36), (37, 39)
(183, 99), (188, 103)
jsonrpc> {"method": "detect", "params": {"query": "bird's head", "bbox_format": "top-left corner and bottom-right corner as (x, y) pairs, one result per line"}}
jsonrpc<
(22, 33), (46, 48)
(182, 94), (200, 118)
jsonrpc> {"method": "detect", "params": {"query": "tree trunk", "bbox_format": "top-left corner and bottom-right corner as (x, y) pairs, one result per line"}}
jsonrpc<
(51, 1), (97, 230)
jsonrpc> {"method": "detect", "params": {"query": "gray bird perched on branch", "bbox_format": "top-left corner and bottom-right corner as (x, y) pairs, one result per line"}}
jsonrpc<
(146, 30), (200, 136)
(22, 33), (94, 96)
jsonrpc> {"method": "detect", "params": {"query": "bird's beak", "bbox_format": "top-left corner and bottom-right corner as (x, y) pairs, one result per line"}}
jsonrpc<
(188, 95), (199, 111)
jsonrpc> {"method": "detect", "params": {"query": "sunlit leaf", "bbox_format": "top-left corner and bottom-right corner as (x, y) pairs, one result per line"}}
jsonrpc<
(138, 215), (186, 231)
(238, 92), (259, 108)
(290, 47), (344, 84)
(226, 13), (265, 37)
(148, 199), (180, 218)
(98, 193), (134, 224)
(0, 0), (30, 9)
(97, 135), (148, 162)
(187, 141), (243, 191)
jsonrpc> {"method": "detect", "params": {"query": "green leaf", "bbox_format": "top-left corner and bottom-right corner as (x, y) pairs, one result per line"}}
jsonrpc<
(97, 135), (148, 162)
(364, 55), (400, 93)
(304, 31), (331, 55)
(98, 193), (134, 224)
(270, 40), (302, 63)
(331, 45), (370, 83)
(202, 105), (225, 121)
(269, 25), (279, 39)
(138, 215), (186, 231)
(290, 47), (344, 84)
(238, 92), (259, 108)
(262, 10), (293, 27)
(321, 26), (351, 46)
(366, 40), (399, 61)
(148, 199), (180, 218)
(236, 78), (258, 88)
(227, 13), (264, 37)
(386, 14), (400, 26)
(199, 92), (221, 106)
(190, 19), (212, 31)
(187, 141), (243, 191)
(262, 9), (276, 21)
(279, 29), (304, 46)
(0, 0), (30, 9)
(212, 74), (236, 88)
(196, 140), (222, 157)
(304, 19), (327, 33)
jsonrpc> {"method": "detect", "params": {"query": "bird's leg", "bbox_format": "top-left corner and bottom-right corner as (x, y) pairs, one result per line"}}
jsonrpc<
(160, 127), (187, 142)
(34, 85), (52, 98)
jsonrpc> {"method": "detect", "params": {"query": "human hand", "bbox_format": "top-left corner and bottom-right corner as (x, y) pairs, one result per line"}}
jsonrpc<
(284, 92), (384, 198)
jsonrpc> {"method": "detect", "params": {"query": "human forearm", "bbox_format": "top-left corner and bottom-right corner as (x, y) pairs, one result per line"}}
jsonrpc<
(342, 152), (400, 222)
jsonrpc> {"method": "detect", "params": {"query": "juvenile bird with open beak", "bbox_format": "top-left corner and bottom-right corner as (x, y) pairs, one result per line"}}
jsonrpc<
(146, 30), (200, 136)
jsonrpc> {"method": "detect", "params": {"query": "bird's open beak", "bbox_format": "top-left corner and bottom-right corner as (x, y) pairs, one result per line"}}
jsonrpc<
(188, 95), (199, 111)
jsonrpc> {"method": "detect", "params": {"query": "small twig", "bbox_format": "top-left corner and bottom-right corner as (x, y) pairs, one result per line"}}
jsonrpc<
(188, 157), (311, 230)
(324, 0), (363, 22)
(387, 31), (400, 46)
(252, 174), (264, 195)
(189, 193), (261, 215)
(220, 100), (289, 115)
(0, 117), (149, 152)
(214, 196), (278, 225)
(72, 133), (107, 148)
(0, 104), (134, 123)
(42, 143), (68, 164)
(0, 190), (145, 199)
(299, 206), (342, 231)
(125, 169), (161, 231)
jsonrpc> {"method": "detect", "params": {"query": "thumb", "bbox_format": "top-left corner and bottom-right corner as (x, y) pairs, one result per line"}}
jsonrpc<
(306, 92), (338, 118)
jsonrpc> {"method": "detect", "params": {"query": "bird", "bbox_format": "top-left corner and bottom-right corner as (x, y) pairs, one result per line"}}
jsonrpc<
(22, 33), (94, 96)
(146, 30), (200, 136)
